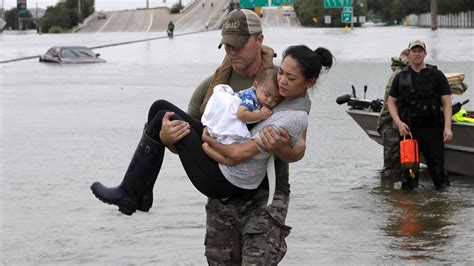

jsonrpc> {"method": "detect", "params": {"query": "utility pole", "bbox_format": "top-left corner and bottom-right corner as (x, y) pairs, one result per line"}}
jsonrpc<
(431, 0), (437, 30)
(146, 0), (149, 9)
(78, 0), (81, 18)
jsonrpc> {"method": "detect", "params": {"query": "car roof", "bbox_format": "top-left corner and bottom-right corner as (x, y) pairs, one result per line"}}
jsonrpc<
(51, 46), (91, 50)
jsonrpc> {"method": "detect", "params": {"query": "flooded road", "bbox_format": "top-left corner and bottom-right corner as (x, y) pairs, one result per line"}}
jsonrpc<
(1, 26), (473, 264)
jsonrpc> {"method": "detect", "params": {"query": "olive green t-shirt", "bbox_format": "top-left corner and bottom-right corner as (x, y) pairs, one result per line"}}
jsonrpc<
(187, 71), (291, 195)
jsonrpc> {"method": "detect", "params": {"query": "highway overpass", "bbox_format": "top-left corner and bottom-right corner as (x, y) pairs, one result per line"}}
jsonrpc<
(76, 0), (299, 33)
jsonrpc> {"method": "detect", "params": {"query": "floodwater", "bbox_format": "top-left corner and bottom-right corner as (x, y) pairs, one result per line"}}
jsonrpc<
(1, 26), (473, 264)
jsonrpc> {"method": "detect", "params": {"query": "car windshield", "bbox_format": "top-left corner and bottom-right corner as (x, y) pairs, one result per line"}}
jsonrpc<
(61, 47), (96, 58)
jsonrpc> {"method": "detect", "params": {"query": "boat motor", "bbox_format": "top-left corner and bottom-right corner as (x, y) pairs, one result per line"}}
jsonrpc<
(452, 99), (470, 115)
(336, 85), (384, 112)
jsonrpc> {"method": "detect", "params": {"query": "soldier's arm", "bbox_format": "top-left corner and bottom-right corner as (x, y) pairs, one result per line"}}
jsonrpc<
(388, 96), (409, 136)
(160, 76), (213, 154)
(441, 95), (453, 142)
(187, 76), (213, 121)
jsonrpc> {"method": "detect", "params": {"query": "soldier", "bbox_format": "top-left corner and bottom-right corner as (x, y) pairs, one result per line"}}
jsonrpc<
(387, 40), (453, 190)
(377, 49), (409, 179)
(91, 9), (321, 264)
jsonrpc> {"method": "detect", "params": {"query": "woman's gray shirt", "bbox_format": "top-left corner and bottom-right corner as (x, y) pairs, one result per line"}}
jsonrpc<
(219, 94), (311, 189)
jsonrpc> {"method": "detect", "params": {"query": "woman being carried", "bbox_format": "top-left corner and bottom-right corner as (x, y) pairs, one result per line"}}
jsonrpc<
(90, 45), (334, 215)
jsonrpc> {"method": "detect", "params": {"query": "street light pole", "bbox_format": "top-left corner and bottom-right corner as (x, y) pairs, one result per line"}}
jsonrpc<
(431, 0), (437, 30)
(351, 2), (354, 30)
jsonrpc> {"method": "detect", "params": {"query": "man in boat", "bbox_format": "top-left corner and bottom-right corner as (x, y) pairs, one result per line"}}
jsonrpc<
(387, 40), (453, 190)
(377, 49), (409, 179)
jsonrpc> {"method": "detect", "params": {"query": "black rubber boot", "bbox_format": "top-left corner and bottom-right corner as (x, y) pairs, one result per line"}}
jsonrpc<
(91, 129), (164, 215)
(401, 165), (419, 190)
(136, 165), (161, 212)
(401, 176), (419, 190)
(136, 123), (162, 212)
(433, 173), (450, 190)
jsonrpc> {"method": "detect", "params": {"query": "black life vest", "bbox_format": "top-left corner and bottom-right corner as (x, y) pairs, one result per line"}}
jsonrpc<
(397, 65), (443, 128)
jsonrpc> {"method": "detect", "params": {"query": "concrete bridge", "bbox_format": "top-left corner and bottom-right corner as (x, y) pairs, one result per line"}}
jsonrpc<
(76, 0), (299, 33)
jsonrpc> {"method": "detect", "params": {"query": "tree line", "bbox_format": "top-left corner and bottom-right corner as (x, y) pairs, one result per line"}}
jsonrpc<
(295, 0), (474, 27)
(4, 0), (94, 33)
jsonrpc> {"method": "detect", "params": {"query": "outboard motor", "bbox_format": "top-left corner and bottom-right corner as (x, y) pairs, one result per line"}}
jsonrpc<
(336, 85), (384, 112)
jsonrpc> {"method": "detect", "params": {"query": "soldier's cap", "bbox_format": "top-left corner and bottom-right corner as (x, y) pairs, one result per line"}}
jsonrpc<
(391, 48), (409, 66)
(408, 40), (426, 51)
(218, 9), (262, 49)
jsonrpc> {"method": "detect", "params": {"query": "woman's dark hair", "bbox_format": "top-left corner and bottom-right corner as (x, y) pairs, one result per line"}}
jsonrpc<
(282, 45), (334, 81)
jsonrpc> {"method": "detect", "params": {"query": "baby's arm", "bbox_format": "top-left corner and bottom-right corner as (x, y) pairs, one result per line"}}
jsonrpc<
(202, 143), (238, 166)
(236, 105), (272, 122)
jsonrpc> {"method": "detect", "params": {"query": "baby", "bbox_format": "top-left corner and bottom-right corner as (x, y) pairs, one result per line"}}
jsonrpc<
(201, 67), (282, 164)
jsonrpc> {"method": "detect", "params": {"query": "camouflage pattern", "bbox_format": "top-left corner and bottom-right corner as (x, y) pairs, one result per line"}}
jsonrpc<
(380, 122), (402, 178)
(377, 50), (408, 179)
(376, 50), (409, 132)
(205, 189), (291, 265)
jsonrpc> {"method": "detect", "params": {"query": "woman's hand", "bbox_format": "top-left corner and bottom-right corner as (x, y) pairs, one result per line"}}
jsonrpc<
(202, 127), (259, 163)
(256, 126), (306, 163)
(202, 142), (238, 166)
(257, 126), (290, 154)
(159, 112), (190, 151)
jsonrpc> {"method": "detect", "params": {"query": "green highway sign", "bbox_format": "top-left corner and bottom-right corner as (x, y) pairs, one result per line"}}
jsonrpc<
(240, 0), (293, 7)
(271, 0), (294, 6)
(240, 0), (269, 8)
(341, 10), (352, 23)
(324, 0), (352, 8)
(18, 9), (29, 16)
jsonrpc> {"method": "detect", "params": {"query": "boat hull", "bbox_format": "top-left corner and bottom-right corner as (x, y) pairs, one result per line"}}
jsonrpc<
(347, 108), (474, 176)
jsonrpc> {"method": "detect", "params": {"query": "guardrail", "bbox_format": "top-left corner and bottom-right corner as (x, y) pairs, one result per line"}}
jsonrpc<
(417, 11), (474, 28)
(0, 30), (206, 64)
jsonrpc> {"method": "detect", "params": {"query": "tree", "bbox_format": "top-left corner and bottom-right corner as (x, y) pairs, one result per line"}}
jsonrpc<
(38, 0), (95, 33)
(364, 0), (473, 23)
(4, 7), (36, 30)
(295, 0), (367, 27)
(438, 0), (474, 14)
(4, 8), (18, 29)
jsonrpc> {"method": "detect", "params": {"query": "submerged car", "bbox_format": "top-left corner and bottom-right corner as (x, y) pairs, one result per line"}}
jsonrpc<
(39, 46), (106, 64)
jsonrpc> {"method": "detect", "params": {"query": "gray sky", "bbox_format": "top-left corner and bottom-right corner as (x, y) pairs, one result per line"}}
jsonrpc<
(3, 0), (191, 11)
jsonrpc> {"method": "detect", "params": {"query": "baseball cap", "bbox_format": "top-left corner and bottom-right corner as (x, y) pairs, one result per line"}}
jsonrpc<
(408, 40), (426, 51)
(391, 48), (409, 66)
(218, 9), (262, 49)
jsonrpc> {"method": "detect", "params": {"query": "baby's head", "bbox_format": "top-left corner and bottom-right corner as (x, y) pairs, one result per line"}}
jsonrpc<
(254, 67), (282, 108)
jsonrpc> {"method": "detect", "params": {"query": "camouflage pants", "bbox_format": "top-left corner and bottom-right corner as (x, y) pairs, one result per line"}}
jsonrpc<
(204, 189), (291, 265)
(380, 123), (402, 178)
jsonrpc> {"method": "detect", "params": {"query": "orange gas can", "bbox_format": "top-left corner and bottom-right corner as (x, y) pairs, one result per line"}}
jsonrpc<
(400, 133), (419, 170)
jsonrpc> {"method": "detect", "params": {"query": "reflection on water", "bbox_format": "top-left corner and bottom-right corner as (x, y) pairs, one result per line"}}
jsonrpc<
(374, 173), (473, 263)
